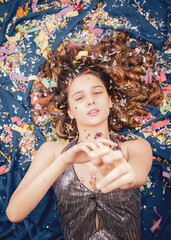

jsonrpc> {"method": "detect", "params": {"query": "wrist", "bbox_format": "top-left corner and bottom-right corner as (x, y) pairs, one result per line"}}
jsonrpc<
(56, 153), (71, 169)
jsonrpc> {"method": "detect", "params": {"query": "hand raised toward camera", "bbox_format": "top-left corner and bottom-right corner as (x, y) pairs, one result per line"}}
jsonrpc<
(87, 138), (136, 192)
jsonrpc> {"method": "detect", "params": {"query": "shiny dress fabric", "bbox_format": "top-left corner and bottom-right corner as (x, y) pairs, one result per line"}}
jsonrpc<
(53, 135), (141, 240)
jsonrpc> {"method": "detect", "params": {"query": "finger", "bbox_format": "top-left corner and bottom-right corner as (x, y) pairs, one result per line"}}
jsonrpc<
(82, 142), (99, 152)
(79, 142), (104, 163)
(91, 142), (110, 159)
(96, 162), (132, 189)
(91, 149), (123, 166)
(80, 145), (92, 155)
(100, 151), (115, 164)
(101, 150), (125, 164)
(91, 157), (103, 165)
(100, 172), (136, 193)
(89, 143), (112, 159)
(74, 143), (92, 156)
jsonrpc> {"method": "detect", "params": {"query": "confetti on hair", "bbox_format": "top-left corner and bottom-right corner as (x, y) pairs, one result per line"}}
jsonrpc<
(143, 68), (152, 84)
(83, 69), (91, 74)
(76, 50), (88, 60)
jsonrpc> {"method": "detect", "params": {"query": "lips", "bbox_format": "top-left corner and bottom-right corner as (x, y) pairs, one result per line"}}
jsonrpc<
(87, 108), (100, 116)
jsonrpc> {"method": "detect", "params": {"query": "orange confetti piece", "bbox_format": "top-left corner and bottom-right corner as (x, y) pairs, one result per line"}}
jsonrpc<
(16, 7), (26, 18)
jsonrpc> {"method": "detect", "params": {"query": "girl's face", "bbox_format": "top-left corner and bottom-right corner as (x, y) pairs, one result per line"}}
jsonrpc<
(67, 74), (112, 128)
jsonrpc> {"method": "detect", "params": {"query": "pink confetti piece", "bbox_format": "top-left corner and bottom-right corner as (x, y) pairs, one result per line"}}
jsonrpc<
(32, 0), (38, 13)
(160, 70), (166, 82)
(57, 6), (74, 18)
(0, 43), (16, 62)
(162, 171), (171, 179)
(164, 85), (171, 96)
(0, 166), (8, 174)
(142, 112), (151, 120)
(60, 0), (70, 3)
(155, 75), (160, 81)
(11, 117), (26, 128)
(151, 120), (169, 129)
(66, 42), (82, 49)
(6, 71), (28, 81)
(3, 126), (13, 143)
(143, 68), (152, 84)
(89, 22), (103, 35)
(150, 207), (162, 233)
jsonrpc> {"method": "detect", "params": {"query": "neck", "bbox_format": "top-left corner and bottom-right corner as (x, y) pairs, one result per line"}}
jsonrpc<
(77, 121), (110, 142)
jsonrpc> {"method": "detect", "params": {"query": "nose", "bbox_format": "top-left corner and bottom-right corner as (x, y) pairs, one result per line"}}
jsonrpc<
(87, 96), (95, 106)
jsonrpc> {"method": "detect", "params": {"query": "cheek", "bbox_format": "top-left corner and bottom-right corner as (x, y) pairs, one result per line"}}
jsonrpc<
(70, 102), (83, 117)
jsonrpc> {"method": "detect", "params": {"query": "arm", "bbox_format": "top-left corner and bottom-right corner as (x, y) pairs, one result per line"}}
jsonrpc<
(6, 141), (67, 223)
(6, 140), (92, 223)
(120, 139), (153, 188)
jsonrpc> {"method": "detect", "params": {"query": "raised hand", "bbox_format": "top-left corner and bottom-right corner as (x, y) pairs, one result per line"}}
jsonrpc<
(87, 138), (136, 193)
(59, 141), (93, 166)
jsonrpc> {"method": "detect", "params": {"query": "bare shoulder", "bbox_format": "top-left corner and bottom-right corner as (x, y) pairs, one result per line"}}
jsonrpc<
(119, 139), (152, 159)
(39, 140), (68, 161)
(22, 140), (68, 173)
(120, 138), (151, 149)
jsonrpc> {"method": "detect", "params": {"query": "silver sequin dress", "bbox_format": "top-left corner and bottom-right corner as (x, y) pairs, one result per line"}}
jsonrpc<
(53, 134), (141, 240)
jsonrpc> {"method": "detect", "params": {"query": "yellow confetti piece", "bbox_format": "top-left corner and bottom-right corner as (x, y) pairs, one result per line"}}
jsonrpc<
(28, 75), (39, 82)
(45, 21), (55, 30)
(66, 10), (79, 18)
(37, 32), (49, 52)
(34, 32), (49, 55)
(76, 51), (88, 60)
(24, 124), (34, 132)
(12, 124), (34, 134)
(0, 61), (4, 69)
(12, 125), (27, 134)
(5, 32), (21, 42)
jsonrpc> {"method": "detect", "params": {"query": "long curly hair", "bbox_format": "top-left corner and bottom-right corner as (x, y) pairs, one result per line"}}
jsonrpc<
(31, 30), (163, 139)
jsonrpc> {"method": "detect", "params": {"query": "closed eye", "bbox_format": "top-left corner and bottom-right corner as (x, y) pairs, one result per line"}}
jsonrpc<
(94, 91), (103, 95)
(75, 96), (83, 101)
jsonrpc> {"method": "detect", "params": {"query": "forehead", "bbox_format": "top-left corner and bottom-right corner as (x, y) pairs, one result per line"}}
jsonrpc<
(68, 74), (104, 93)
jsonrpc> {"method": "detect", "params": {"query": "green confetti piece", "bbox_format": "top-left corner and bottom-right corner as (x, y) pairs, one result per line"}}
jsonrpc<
(16, 24), (44, 33)
(42, 78), (57, 89)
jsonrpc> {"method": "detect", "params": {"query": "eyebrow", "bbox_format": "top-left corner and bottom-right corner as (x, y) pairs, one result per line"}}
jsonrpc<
(71, 85), (104, 98)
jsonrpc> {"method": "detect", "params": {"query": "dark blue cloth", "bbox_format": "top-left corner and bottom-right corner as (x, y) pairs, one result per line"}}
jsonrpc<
(0, 0), (170, 239)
